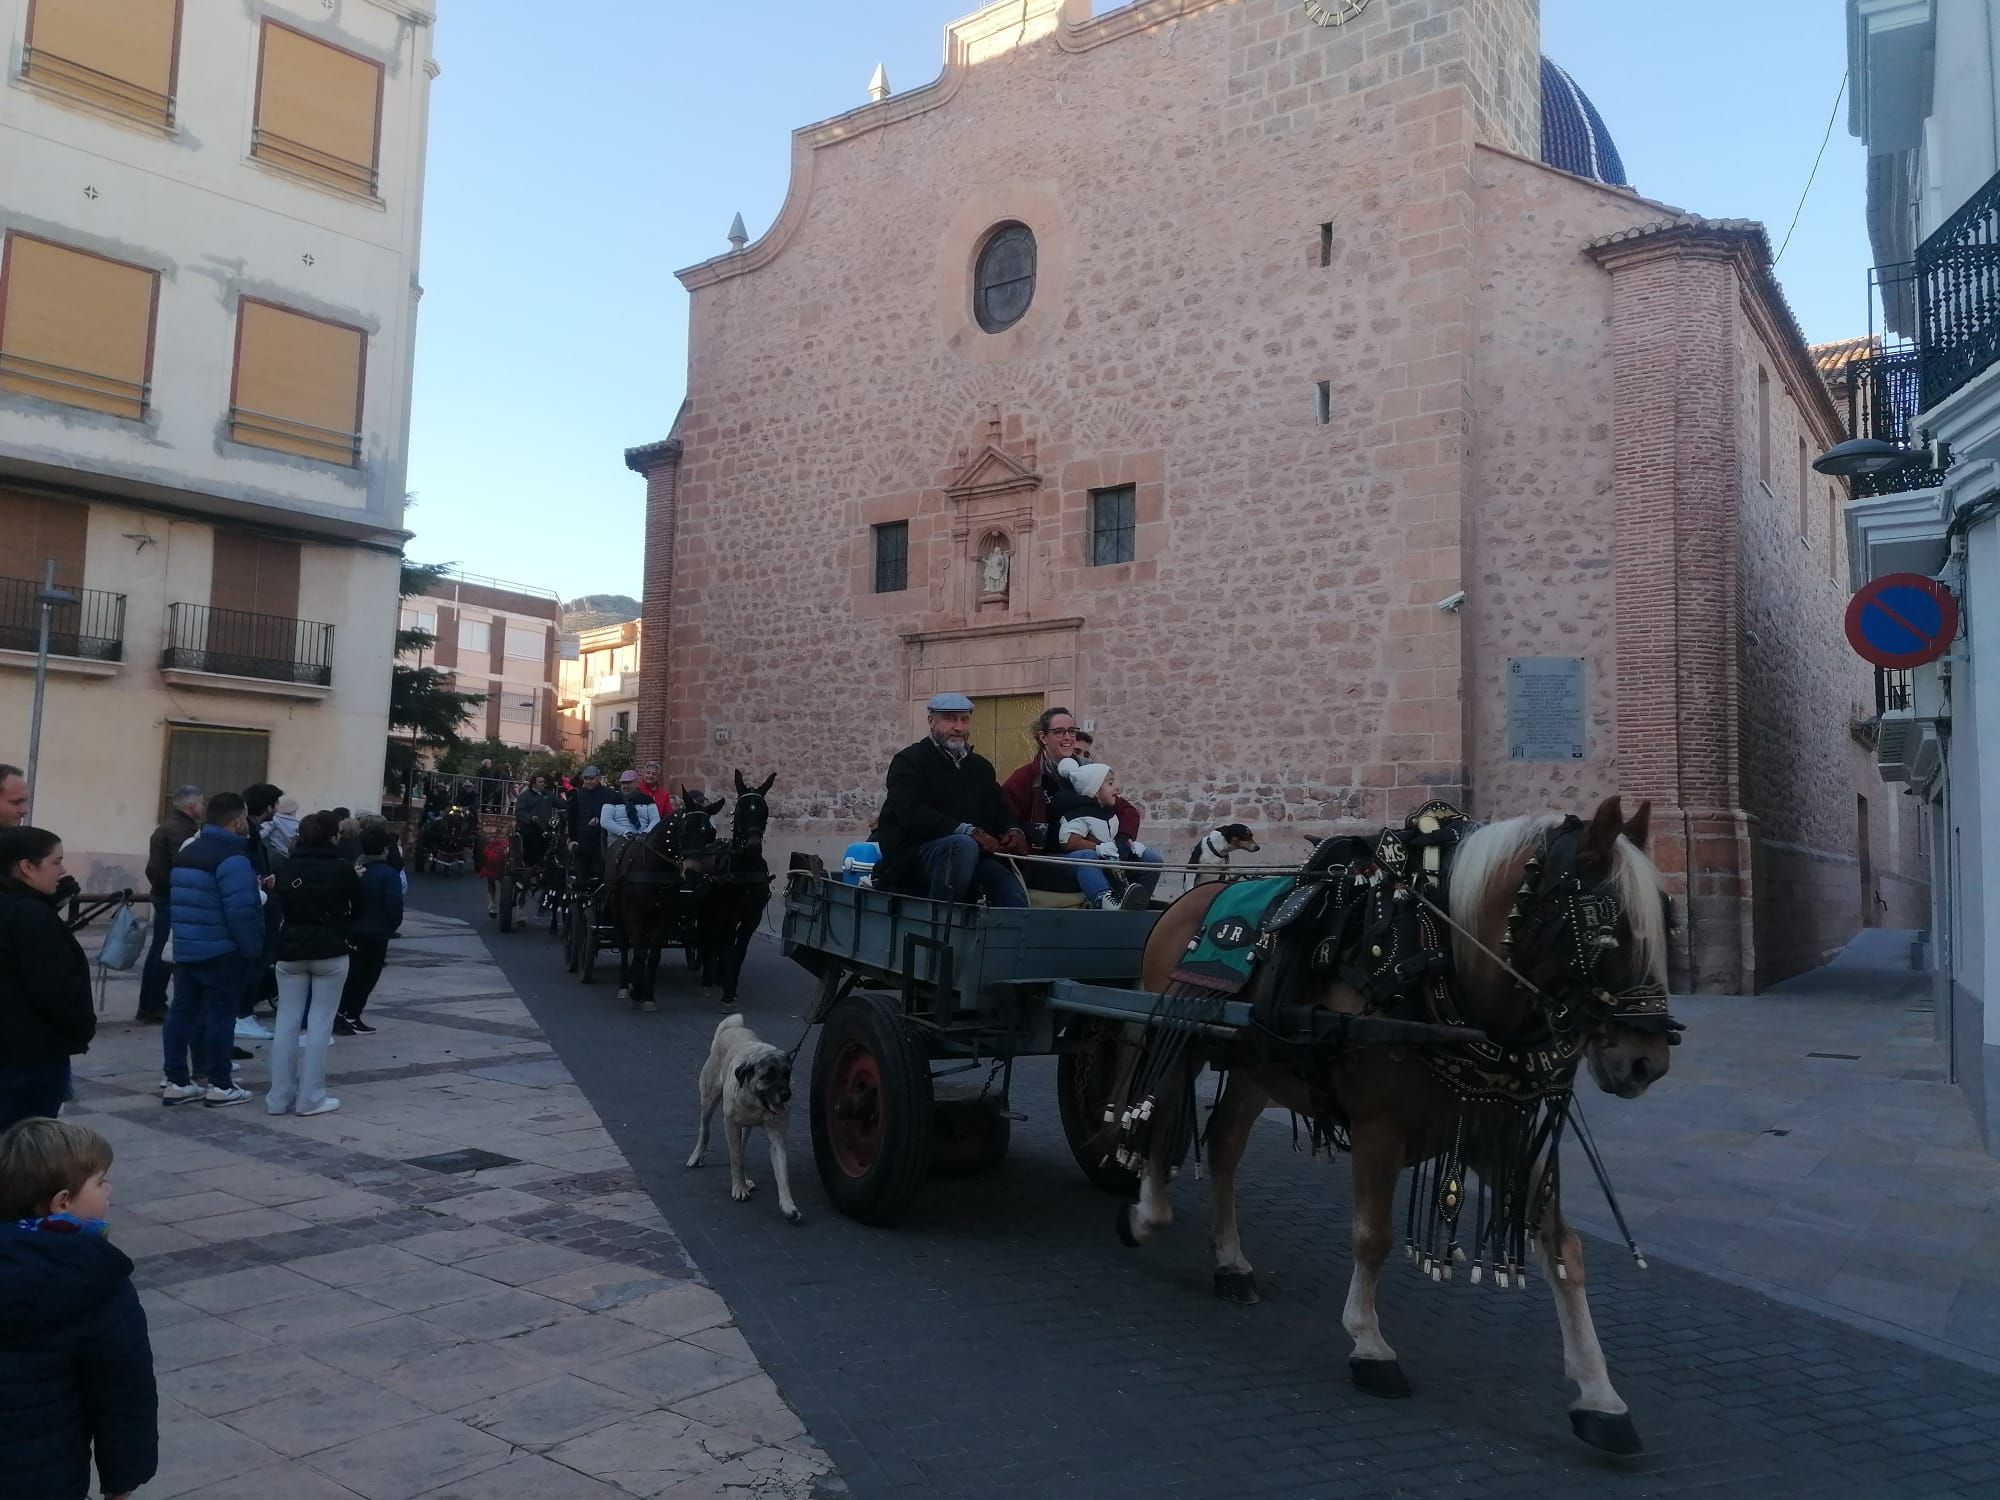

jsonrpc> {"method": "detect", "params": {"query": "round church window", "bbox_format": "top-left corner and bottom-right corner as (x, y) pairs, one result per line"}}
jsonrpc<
(973, 223), (1036, 333)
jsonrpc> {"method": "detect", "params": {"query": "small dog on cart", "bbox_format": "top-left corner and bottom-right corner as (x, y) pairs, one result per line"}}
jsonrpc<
(687, 1014), (803, 1225)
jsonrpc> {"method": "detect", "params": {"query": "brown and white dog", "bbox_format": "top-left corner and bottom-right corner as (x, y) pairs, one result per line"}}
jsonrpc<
(686, 1014), (802, 1225)
(1187, 823), (1262, 886)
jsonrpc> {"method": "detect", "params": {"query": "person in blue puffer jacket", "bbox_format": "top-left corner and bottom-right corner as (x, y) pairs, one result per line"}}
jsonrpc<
(162, 793), (266, 1108)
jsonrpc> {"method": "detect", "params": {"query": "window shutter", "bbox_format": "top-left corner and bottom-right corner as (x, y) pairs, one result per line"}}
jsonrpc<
(162, 726), (269, 818)
(0, 235), (157, 419)
(254, 22), (382, 195)
(0, 490), (90, 590)
(229, 300), (365, 465)
(25, 0), (179, 128)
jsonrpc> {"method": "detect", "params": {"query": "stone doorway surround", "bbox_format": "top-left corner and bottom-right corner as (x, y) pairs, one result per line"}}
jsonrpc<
(902, 616), (1082, 742)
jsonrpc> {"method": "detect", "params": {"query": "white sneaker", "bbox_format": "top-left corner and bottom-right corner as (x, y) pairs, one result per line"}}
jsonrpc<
(204, 1084), (253, 1107)
(160, 1081), (205, 1106)
(234, 1018), (274, 1041)
(1097, 891), (1124, 911)
(298, 1098), (341, 1117)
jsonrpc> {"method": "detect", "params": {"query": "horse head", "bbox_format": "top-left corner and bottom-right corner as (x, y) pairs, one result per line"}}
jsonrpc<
(669, 802), (720, 861)
(730, 769), (776, 845)
(1449, 796), (1678, 1099)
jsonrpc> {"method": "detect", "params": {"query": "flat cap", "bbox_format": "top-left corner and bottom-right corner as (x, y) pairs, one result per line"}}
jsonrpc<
(580, 765), (601, 777)
(926, 691), (975, 712)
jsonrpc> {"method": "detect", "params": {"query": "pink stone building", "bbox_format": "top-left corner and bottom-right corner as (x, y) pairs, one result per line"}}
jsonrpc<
(630, 0), (1925, 993)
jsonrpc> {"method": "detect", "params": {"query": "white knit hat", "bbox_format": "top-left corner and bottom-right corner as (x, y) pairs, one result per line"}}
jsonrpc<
(1060, 757), (1111, 799)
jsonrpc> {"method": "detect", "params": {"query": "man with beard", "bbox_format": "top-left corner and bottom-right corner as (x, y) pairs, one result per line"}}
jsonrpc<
(873, 693), (1028, 906)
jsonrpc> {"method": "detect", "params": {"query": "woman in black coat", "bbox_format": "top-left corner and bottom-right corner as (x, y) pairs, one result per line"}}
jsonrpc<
(267, 812), (361, 1118)
(0, 828), (95, 1131)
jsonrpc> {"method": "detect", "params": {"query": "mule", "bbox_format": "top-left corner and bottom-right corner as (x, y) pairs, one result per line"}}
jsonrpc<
(604, 793), (718, 1012)
(1117, 797), (1675, 1454)
(697, 771), (777, 1007)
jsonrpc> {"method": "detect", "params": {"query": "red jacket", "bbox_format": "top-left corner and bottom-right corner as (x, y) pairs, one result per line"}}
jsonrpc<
(640, 781), (674, 817)
(1000, 759), (1140, 844)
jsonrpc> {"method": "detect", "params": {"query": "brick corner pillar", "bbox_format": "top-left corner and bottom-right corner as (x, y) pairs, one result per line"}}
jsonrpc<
(1590, 224), (1760, 995)
(625, 436), (683, 771)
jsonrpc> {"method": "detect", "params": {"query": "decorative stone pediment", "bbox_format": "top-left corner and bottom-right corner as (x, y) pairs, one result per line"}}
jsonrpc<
(944, 443), (1040, 506)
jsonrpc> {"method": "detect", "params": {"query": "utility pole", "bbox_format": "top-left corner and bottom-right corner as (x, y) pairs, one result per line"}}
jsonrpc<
(25, 558), (77, 825)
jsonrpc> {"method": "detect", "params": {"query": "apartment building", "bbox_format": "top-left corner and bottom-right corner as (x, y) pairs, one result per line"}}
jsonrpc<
(556, 618), (640, 756)
(0, 0), (436, 885)
(400, 571), (561, 753)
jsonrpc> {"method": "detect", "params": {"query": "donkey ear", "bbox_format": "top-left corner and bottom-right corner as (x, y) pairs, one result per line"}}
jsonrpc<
(1623, 800), (1651, 853)
(734, 769), (748, 796)
(757, 772), (776, 796)
(1579, 795), (1624, 871)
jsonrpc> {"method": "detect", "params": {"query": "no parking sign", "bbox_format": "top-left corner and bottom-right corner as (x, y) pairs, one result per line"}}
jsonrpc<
(1844, 573), (1960, 670)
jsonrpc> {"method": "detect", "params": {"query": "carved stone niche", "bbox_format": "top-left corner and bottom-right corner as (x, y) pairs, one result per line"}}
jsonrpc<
(944, 438), (1039, 622)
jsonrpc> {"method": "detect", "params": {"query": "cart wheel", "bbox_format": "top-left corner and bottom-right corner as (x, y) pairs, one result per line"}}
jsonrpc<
(1058, 1023), (1194, 1194)
(810, 991), (934, 1225)
(581, 911), (599, 985)
(497, 876), (515, 933)
(930, 1086), (1011, 1176)
(565, 899), (584, 973)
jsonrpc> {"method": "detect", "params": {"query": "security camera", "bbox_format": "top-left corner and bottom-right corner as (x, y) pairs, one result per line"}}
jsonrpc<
(1434, 591), (1466, 613)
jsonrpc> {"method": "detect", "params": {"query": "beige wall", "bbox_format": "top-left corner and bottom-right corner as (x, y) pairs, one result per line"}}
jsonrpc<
(2, 502), (399, 889)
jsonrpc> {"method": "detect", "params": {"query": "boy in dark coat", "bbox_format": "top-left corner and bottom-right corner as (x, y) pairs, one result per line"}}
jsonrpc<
(873, 692), (1029, 905)
(0, 1117), (157, 1500)
(337, 826), (404, 1035)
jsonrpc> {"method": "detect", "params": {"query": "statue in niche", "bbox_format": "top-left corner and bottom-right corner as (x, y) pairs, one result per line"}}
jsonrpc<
(978, 534), (1012, 604)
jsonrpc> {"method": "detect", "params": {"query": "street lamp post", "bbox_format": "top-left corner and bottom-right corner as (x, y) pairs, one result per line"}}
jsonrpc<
(24, 558), (78, 826)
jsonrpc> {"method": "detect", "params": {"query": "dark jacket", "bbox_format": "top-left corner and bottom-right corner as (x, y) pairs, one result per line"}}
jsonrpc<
(874, 736), (1018, 892)
(0, 881), (96, 1066)
(143, 809), (197, 901)
(516, 788), (558, 825)
(168, 825), (265, 964)
(352, 855), (405, 940)
(0, 1219), (157, 1499)
(569, 784), (616, 839)
(271, 845), (362, 963)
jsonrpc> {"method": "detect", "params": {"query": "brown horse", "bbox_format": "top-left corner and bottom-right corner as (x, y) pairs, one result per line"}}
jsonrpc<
(1118, 796), (1675, 1454)
(604, 795), (718, 1011)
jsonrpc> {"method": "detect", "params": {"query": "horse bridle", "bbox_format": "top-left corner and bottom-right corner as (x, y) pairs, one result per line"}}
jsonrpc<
(1498, 818), (1682, 1045)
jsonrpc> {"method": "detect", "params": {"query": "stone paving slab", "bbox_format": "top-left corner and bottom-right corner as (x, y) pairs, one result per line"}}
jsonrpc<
(65, 908), (839, 1499)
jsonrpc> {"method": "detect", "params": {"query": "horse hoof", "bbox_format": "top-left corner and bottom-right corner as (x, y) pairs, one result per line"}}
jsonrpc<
(1569, 1409), (1642, 1455)
(1349, 1359), (1412, 1400)
(1212, 1268), (1260, 1304)
(1115, 1204), (1141, 1248)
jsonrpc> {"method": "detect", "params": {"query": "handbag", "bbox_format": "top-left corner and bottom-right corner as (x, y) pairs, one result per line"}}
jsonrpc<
(98, 898), (148, 971)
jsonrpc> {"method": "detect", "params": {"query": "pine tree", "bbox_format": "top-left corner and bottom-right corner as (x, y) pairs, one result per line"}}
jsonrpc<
(386, 560), (485, 779)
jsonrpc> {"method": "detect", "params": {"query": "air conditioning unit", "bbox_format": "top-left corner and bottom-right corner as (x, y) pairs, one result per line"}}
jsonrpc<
(1910, 725), (1943, 785)
(1876, 710), (1917, 783)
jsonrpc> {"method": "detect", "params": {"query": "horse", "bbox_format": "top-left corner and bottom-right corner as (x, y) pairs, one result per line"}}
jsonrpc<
(696, 771), (777, 1006)
(413, 805), (472, 875)
(603, 792), (718, 1012)
(1114, 796), (1677, 1455)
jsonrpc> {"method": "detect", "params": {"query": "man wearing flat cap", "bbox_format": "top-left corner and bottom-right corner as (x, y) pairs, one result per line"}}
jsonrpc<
(874, 692), (1029, 905)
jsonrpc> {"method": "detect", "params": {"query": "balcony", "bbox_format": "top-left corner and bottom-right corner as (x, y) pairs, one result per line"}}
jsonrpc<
(0, 577), (126, 677)
(1917, 167), (2000, 411)
(160, 604), (333, 699)
(1845, 347), (1952, 496)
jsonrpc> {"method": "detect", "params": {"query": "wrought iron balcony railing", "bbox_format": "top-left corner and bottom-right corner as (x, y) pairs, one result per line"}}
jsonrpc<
(0, 576), (126, 662)
(161, 604), (333, 686)
(1845, 347), (1953, 496)
(1875, 666), (1912, 716)
(1917, 166), (2000, 411)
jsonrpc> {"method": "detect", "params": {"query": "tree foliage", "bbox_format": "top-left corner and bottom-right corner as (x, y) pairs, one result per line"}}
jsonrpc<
(387, 559), (484, 766)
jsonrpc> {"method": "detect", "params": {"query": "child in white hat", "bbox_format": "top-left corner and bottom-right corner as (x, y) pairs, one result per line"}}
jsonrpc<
(1054, 758), (1151, 910)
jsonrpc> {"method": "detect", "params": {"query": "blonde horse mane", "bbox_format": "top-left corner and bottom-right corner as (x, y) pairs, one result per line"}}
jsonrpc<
(1446, 814), (1669, 989)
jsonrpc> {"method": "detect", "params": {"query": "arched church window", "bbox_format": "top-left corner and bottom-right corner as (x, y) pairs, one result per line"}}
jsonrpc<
(974, 223), (1036, 333)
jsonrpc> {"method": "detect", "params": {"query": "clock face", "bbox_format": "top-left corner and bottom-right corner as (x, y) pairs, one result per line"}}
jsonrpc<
(1302, 0), (1370, 25)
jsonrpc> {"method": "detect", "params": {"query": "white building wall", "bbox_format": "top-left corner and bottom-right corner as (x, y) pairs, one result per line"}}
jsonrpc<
(1926, 0), (2000, 238)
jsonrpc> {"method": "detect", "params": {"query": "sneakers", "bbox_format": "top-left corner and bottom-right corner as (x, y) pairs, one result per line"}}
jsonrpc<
(160, 1081), (205, 1106)
(204, 1084), (253, 1107)
(1118, 883), (1152, 911)
(298, 1098), (341, 1117)
(134, 1010), (166, 1026)
(1096, 891), (1125, 911)
(345, 1017), (377, 1035)
(234, 1018), (274, 1041)
(332, 1016), (356, 1037)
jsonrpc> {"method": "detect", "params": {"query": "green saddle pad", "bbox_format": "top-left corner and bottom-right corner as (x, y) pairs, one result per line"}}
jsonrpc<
(1169, 877), (1291, 995)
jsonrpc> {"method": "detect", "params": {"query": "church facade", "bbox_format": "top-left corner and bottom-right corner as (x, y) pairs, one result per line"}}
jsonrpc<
(631, 0), (1925, 992)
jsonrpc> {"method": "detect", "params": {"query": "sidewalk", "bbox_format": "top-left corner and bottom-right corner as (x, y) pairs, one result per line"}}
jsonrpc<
(1563, 929), (2000, 1371)
(65, 908), (840, 1499)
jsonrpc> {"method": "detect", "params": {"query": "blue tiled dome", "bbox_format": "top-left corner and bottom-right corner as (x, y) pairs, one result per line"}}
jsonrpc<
(1540, 57), (1628, 188)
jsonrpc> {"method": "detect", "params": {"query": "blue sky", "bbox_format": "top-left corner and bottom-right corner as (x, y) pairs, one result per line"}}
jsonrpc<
(404, 0), (1866, 600)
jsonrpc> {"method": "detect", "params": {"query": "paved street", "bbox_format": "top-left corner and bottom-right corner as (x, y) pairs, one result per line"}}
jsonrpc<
(420, 875), (2000, 1500)
(69, 906), (837, 1500)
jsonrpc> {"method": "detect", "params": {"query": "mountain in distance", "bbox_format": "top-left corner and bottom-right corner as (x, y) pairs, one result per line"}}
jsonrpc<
(561, 593), (641, 633)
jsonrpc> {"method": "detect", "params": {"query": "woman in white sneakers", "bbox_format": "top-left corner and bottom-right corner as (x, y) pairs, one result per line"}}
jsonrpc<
(266, 812), (360, 1118)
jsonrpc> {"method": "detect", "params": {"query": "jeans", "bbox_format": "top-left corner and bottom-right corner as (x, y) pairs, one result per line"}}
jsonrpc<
(341, 937), (390, 1020)
(918, 834), (1027, 907)
(166, 956), (243, 1089)
(0, 1062), (71, 1131)
(269, 955), (348, 1114)
(1126, 846), (1165, 899)
(137, 897), (172, 1017)
(1065, 846), (1164, 903)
